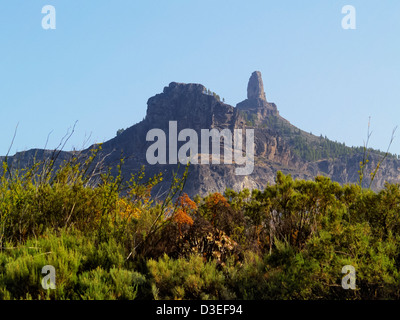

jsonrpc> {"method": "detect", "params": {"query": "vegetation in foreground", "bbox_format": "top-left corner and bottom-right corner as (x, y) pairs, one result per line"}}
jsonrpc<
(1, 147), (400, 300)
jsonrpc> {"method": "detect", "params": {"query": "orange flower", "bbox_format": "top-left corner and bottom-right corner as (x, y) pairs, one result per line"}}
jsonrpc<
(174, 208), (194, 226)
(178, 193), (197, 211)
(206, 193), (230, 208)
(173, 193), (196, 235)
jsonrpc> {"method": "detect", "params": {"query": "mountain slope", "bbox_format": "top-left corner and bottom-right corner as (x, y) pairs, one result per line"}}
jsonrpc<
(3, 71), (400, 197)
(91, 71), (400, 196)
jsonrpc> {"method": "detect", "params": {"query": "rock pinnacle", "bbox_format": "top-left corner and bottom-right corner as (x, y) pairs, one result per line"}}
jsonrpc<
(247, 71), (266, 101)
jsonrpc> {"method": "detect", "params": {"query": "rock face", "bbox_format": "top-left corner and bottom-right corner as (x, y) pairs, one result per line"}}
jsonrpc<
(82, 71), (400, 196)
(145, 82), (238, 133)
(247, 71), (266, 101)
(3, 71), (400, 197)
(236, 71), (278, 116)
(92, 81), (250, 197)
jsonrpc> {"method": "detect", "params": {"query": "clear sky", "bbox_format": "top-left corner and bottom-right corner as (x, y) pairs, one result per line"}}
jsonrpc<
(1, 0), (399, 156)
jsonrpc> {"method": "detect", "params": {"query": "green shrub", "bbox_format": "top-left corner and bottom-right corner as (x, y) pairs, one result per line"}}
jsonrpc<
(77, 266), (145, 300)
(147, 254), (232, 300)
(2, 148), (400, 300)
(0, 228), (146, 300)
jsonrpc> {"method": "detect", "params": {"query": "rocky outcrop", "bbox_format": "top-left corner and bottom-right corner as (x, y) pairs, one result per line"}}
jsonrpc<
(95, 72), (400, 196)
(145, 82), (238, 132)
(247, 71), (266, 101)
(3, 71), (400, 197)
(98, 81), (241, 165)
(236, 71), (278, 117)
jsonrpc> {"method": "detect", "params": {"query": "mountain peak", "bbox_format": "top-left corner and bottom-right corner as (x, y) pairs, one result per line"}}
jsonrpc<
(236, 71), (277, 115)
(247, 71), (266, 101)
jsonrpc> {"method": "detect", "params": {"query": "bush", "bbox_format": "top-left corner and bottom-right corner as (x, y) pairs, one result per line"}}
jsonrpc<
(2, 146), (400, 300)
(0, 228), (146, 300)
(147, 254), (232, 300)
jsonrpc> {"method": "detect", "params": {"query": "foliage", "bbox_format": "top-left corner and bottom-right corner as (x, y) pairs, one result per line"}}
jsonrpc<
(147, 254), (231, 300)
(0, 228), (146, 300)
(203, 88), (222, 102)
(238, 111), (398, 163)
(1, 146), (400, 300)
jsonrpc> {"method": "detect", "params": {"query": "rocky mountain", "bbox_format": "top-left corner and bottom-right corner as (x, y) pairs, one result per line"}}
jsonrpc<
(3, 71), (400, 197)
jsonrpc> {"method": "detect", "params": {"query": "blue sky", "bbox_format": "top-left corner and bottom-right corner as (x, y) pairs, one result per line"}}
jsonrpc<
(1, 0), (399, 156)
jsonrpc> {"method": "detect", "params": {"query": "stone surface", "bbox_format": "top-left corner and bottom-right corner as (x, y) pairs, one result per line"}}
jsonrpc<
(236, 71), (278, 116)
(247, 71), (266, 101)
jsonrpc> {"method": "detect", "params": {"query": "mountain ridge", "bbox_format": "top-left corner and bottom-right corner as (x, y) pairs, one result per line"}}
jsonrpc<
(2, 71), (400, 196)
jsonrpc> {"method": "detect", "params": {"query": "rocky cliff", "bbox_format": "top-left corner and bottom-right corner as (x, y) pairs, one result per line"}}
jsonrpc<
(3, 72), (400, 197)
(92, 71), (400, 196)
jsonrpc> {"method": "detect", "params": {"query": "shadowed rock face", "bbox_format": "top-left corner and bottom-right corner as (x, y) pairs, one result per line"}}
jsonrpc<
(3, 71), (400, 197)
(247, 71), (266, 101)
